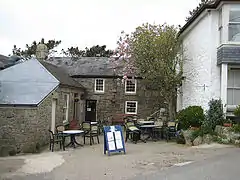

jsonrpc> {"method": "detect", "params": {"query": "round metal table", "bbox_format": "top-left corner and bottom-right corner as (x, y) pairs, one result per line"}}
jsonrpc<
(63, 130), (84, 148)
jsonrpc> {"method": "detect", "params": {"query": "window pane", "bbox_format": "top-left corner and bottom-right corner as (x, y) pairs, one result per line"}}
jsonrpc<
(229, 10), (240, 22)
(234, 89), (240, 105)
(219, 9), (222, 27)
(234, 71), (240, 87)
(126, 80), (136, 92)
(228, 70), (234, 87)
(219, 27), (222, 44)
(227, 89), (233, 105)
(126, 102), (137, 113)
(63, 94), (68, 107)
(95, 79), (104, 91)
(228, 24), (240, 41)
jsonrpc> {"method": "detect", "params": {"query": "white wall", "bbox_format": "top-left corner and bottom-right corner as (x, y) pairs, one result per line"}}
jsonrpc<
(178, 10), (221, 111)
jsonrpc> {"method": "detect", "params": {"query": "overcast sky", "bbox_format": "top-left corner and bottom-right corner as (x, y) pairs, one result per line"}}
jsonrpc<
(0, 0), (200, 55)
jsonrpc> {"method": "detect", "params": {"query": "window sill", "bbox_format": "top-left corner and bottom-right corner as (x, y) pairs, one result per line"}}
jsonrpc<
(94, 91), (105, 94)
(125, 92), (137, 95)
(218, 42), (240, 49)
(125, 112), (137, 115)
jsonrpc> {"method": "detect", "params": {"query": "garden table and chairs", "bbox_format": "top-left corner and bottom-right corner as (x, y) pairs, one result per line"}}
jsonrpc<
(139, 124), (160, 141)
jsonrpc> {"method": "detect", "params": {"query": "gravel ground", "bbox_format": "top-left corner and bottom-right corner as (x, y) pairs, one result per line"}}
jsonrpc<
(0, 136), (236, 180)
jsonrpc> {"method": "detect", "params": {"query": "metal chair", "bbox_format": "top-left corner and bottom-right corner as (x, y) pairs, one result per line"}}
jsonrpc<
(48, 130), (65, 152)
(165, 121), (178, 142)
(125, 120), (141, 144)
(82, 122), (100, 145)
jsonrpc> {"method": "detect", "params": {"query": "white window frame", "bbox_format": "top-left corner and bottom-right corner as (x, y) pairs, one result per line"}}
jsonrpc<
(125, 79), (137, 94)
(94, 79), (105, 93)
(125, 101), (138, 114)
(63, 93), (70, 123)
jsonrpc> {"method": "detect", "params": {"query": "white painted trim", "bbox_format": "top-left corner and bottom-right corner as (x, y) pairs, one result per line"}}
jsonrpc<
(221, 64), (228, 114)
(125, 79), (137, 94)
(63, 93), (70, 123)
(94, 78), (105, 93)
(125, 101), (138, 114)
(51, 99), (57, 133)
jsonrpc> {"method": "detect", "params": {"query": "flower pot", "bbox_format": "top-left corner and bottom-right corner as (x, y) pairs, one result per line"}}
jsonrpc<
(223, 123), (232, 127)
(190, 127), (200, 130)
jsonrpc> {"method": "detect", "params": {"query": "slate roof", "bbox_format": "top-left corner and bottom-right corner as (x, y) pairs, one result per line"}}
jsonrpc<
(0, 59), (59, 106)
(40, 61), (84, 88)
(48, 57), (116, 76)
(0, 58), (84, 106)
(0, 54), (10, 70)
(0, 55), (25, 70)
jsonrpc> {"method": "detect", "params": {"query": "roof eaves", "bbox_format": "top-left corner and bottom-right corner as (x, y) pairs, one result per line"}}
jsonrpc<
(178, 0), (222, 37)
(0, 104), (38, 108)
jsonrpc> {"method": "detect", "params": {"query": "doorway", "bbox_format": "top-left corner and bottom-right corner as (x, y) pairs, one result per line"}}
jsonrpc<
(85, 100), (97, 122)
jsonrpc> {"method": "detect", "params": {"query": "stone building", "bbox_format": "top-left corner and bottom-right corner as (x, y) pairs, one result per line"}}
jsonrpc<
(49, 57), (164, 122)
(0, 58), (84, 156)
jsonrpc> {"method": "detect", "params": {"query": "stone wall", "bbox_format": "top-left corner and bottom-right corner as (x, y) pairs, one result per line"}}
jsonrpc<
(0, 94), (52, 156)
(55, 86), (85, 126)
(0, 86), (84, 156)
(75, 77), (163, 121)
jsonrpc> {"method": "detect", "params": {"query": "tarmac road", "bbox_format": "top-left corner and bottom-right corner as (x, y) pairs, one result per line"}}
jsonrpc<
(130, 148), (240, 180)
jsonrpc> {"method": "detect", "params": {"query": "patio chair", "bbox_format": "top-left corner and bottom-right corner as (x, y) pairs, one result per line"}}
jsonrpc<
(82, 122), (100, 145)
(125, 120), (141, 144)
(165, 121), (178, 142)
(56, 125), (70, 141)
(48, 130), (65, 152)
(153, 120), (164, 140)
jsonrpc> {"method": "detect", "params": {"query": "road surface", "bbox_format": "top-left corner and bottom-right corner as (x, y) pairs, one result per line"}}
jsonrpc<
(130, 148), (240, 180)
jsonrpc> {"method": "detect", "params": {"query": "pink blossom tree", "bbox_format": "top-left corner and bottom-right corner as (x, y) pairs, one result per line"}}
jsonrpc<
(111, 23), (183, 119)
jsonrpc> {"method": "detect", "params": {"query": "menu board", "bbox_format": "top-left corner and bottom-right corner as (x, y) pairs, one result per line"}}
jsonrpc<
(103, 125), (126, 156)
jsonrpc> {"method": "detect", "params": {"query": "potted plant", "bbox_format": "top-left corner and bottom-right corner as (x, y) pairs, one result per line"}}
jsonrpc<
(190, 126), (200, 130)
(223, 119), (232, 127)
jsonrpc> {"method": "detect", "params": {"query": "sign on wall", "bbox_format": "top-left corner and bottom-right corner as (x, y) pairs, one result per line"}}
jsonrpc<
(103, 125), (126, 156)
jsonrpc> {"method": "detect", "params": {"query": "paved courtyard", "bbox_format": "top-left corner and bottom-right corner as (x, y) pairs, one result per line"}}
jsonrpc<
(0, 136), (236, 180)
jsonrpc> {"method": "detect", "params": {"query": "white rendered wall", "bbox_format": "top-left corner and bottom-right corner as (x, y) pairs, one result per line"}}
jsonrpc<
(178, 10), (221, 112)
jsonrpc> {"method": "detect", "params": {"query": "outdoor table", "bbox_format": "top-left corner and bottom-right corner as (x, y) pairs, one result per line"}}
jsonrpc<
(91, 122), (98, 125)
(139, 124), (160, 141)
(63, 130), (84, 148)
(138, 121), (154, 125)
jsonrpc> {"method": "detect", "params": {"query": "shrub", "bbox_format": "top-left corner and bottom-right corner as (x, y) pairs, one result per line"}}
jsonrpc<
(234, 105), (240, 117)
(190, 129), (203, 140)
(231, 124), (240, 133)
(205, 99), (224, 130)
(176, 106), (204, 130)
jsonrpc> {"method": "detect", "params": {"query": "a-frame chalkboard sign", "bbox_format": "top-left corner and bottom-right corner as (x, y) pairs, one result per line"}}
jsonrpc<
(103, 125), (126, 156)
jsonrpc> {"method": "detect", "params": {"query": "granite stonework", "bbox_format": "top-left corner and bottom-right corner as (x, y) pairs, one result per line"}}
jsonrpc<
(75, 77), (163, 121)
(54, 86), (85, 126)
(0, 86), (84, 156)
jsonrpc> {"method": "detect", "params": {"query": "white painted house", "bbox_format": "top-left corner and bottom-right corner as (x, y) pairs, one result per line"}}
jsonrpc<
(177, 0), (240, 117)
